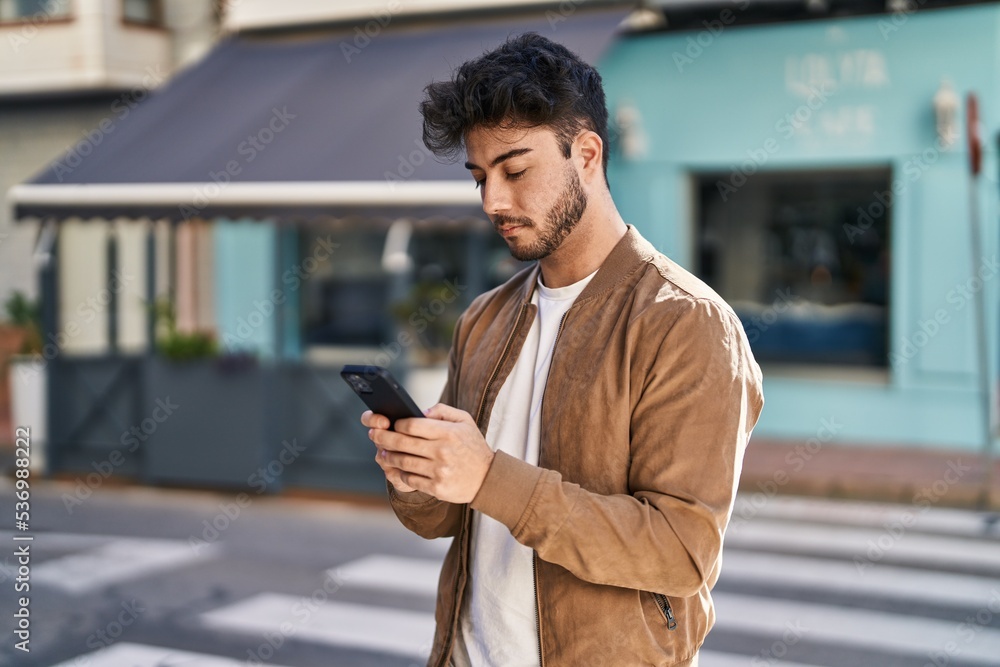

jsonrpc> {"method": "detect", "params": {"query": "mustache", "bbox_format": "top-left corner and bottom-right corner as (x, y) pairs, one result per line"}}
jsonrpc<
(493, 216), (534, 230)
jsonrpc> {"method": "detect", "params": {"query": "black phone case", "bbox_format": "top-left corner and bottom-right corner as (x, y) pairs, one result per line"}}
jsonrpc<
(341, 365), (423, 429)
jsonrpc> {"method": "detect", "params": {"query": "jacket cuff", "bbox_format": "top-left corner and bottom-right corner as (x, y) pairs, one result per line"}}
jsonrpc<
(387, 480), (439, 507)
(470, 450), (544, 531)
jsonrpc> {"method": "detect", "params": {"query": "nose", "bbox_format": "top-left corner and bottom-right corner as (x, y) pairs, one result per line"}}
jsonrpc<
(480, 178), (512, 218)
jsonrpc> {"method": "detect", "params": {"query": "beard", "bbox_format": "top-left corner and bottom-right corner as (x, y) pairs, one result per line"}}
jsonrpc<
(494, 165), (588, 262)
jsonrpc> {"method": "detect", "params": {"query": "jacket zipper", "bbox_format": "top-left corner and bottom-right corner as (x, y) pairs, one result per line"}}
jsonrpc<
(533, 553), (545, 666)
(652, 592), (678, 630)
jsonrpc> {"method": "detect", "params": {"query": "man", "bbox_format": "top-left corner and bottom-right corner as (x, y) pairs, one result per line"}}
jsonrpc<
(362, 33), (763, 667)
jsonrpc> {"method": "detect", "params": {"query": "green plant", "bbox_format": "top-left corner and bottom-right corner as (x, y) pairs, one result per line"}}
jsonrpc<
(389, 280), (462, 357)
(146, 295), (219, 362)
(3, 291), (43, 355)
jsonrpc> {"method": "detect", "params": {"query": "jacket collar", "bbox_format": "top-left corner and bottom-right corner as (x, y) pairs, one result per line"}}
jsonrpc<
(516, 224), (654, 306)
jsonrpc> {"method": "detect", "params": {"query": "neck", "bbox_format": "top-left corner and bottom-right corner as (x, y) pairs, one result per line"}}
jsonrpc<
(538, 200), (628, 288)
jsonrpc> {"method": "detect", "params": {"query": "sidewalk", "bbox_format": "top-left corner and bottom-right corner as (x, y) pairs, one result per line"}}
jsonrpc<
(740, 438), (1000, 510)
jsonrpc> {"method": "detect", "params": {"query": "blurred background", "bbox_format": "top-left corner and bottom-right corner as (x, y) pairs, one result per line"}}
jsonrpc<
(1, 0), (999, 665)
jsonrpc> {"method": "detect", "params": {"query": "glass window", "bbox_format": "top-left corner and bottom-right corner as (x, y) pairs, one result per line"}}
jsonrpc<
(0, 0), (71, 21)
(299, 220), (527, 355)
(122, 0), (161, 25)
(695, 168), (891, 368)
(300, 226), (389, 347)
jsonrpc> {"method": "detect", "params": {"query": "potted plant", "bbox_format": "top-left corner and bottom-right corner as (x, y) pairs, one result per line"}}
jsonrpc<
(3, 291), (47, 473)
(141, 295), (274, 489)
(389, 280), (462, 366)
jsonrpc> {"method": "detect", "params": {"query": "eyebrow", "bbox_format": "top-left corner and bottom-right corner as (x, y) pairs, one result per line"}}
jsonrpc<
(464, 147), (533, 171)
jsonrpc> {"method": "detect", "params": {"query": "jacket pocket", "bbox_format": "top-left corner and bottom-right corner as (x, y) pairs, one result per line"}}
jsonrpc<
(649, 591), (678, 630)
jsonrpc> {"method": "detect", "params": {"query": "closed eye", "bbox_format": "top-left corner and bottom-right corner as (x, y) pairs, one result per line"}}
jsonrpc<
(473, 169), (527, 190)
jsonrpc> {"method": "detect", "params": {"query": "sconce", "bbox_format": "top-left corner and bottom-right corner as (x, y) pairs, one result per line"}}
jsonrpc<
(614, 101), (648, 160)
(933, 78), (959, 149)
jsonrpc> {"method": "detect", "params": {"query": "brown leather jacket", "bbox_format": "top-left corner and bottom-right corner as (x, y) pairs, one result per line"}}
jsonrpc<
(388, 225), (764, 666)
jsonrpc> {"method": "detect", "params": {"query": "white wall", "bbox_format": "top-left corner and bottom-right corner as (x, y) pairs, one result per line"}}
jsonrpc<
(223, 0), (595, 31)
(0, 0), (219, 96)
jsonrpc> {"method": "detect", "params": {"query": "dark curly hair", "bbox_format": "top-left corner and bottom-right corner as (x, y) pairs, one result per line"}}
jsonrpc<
(420, 32), (610, 182)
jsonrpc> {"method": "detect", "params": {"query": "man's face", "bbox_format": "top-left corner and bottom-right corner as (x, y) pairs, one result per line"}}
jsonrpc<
(464, 124), (588, 262)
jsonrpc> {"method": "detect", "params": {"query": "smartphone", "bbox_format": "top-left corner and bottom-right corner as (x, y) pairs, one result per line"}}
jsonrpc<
(341, 365), (424, 429)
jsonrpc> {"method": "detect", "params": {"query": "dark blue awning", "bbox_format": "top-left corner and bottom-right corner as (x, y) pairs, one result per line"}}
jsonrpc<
(9, 6), (629, 222)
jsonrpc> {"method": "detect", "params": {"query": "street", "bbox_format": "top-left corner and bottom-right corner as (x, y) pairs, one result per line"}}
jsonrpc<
(1, 477), (999, 667)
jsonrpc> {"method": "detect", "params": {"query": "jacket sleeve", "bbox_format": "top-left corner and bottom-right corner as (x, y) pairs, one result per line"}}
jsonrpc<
(469, 298), (764, 597)
(386, 311), (467, 540)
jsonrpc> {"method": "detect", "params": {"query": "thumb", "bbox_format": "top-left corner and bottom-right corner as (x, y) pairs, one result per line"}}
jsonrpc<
(424, 403), (475, 425)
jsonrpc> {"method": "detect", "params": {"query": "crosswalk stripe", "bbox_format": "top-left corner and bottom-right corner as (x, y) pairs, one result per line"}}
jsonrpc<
(713, 591), (1000, 663)
(200, 593), (435, 658)
(730, 494), (998, 539)
(49, 642), (297, 667)
(330, 554), (442, 597)
(30, 537), (218, 594)
(725, 519), (1000, 573)
(719, 550), (1000, 609)
(699, 649), (824, 667)
(326, 549), (1000, 615)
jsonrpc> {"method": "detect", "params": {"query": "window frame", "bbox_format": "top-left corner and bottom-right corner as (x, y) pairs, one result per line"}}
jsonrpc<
(691, 165), (893, 373)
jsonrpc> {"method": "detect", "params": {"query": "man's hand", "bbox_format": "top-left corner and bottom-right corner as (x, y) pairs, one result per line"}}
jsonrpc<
(362, 404), (495, 503)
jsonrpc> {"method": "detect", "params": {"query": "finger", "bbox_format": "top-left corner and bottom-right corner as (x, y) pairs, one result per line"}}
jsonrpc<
(361, 411), (390, 430)
(423, 403), (475, 425)
(386, 466), (431, 494)
(377, 447), (433, 478)
(394, 416), (450, 439)
(369, 427), (431, 456)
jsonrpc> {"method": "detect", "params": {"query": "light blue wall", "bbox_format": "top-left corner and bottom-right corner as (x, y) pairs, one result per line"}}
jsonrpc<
(213, 219), (278, 358)
(213, 221), (303, 360)
(600, 4), (1000, 449)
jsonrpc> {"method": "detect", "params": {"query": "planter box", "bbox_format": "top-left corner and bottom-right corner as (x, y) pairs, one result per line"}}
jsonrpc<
(0, 325), (27, 446)
(8, 355), (47, 474)
(142, 355), (282, 491)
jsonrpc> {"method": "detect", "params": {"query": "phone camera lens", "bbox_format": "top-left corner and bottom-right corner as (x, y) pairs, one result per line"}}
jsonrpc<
(350, 375), (373, 394)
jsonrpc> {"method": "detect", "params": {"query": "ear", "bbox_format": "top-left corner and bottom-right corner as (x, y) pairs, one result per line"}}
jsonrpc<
(574, 130), (604, 185)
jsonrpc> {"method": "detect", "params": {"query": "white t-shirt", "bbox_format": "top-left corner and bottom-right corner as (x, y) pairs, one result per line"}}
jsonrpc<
(452, 268), (597, 667)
